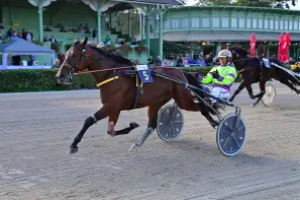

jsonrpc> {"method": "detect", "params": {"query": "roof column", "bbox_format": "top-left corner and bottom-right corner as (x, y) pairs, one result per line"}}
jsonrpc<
(140, 5), (155, 57)
(82, 0), (111, 43)
(157, 5), (168, 60)
(28, 0), (56, 42)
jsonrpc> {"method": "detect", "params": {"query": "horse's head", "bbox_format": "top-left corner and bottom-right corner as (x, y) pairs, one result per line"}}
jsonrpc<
(230, 47), (248, 62)
(56, 37), (90, 85)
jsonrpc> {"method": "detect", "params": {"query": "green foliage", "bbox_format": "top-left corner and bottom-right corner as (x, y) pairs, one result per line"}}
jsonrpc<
(65, 43), (72, 51)
(0, 69), (96, 93)
(0, 67), (244, 93)
(134, 44), (148, 55)
(32, 40), (44, 46)
(164, 41), (197, 55)
(50, 42), (61, 53)
(117, 44), (133, 57)
(116, 10), (140, 37)
(193, 0), (297, 8)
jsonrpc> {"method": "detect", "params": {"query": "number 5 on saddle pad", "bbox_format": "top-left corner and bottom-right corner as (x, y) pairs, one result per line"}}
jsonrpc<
(135, 65), (153, 83)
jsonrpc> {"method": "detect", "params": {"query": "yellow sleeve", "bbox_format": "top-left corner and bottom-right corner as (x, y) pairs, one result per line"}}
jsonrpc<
(200, 67), (217, 84)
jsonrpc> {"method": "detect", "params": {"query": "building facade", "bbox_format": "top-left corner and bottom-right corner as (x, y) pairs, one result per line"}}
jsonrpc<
(162, 6), (300, 59)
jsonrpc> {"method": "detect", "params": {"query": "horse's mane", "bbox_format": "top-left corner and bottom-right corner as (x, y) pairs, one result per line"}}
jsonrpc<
(89, 45), (134, 66)
(230, 47), (248, 58)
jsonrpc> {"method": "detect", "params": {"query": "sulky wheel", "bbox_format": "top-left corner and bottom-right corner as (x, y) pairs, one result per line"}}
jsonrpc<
(156, 104), (184, 142)
(216, 113), (247, 157)
(262, 81), (276, 107)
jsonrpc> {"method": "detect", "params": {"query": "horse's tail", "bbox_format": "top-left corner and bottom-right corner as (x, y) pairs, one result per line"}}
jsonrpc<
(271, 60), (300, 90)
(182, 71), (222, 116)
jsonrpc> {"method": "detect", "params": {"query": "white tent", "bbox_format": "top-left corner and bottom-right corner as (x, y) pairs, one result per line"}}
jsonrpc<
(0, 39), (55, 69)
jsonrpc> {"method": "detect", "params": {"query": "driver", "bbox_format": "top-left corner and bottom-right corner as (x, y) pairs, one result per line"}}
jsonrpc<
(197, 49), (237, 104)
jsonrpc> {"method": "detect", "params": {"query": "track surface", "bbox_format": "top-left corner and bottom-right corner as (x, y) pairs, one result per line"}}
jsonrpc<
(0, 83), (299, 200)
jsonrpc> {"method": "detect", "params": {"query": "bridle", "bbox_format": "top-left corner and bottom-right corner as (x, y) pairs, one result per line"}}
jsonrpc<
(62, 45), (88, 75)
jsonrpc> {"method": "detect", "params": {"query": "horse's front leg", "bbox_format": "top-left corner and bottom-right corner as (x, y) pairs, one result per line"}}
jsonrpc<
(245, 83), (256, 100)
(251, 80), (266, 107)
(229, 80), (245, 102)
(69, 105), (111, 154)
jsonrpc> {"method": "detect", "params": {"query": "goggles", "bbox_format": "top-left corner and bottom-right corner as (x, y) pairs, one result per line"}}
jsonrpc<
(219, 57), (227, 61)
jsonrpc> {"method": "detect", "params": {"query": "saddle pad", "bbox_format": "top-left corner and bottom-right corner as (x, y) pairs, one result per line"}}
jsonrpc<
(262, 58), (271, 68)
(135, 65), (149, 71)
(135, 65), (153, 83)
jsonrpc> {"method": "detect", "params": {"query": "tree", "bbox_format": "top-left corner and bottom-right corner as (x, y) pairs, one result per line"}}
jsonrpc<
(191, 0), (298, 8)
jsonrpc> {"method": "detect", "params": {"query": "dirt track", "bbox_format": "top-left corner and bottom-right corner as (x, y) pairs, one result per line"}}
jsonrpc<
(0, 83), (299, 200)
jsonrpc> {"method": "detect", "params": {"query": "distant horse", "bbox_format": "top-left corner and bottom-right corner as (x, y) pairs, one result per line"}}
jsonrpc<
(56, 37), (222, 153)
(229, 47), (300, 106)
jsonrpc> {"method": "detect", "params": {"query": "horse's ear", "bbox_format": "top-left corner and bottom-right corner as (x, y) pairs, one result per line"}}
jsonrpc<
(81, 37), (88, 46)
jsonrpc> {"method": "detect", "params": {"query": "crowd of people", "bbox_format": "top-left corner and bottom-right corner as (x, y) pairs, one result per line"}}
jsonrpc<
(146, 52), (221, 67)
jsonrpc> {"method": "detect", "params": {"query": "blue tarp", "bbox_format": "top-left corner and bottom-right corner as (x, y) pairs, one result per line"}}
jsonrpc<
(0, 39), (54, 54)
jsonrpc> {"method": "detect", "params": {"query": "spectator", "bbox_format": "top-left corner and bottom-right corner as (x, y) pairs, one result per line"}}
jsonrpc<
(176, 54), (183, 67)
(162, 59), (168, 66)
(44, 26), (52, 32)
(148, 56), (154, 65)
(188, 55), (195, 64)
(78, 23), (83, 31)
(84, 23), (89, 30)
(6, 28), (14, 38)
(131, 37), (137, 45)
(211, 57), (219, 66)
(0, 31), (2, 40)
(25, 29), (33, 42)
(52, 59), (61, 68)
(58, 52), (65, 63)
(0, 22), (4, 29)
(120, 38), (126, 45)
(106, 39), (112, 45)
(56, 23), (62, 28)
(17, 31), (22, 38)
(60, 26), (67, 33)
(92, 28), (97, 39)
(85, 27), (91, 34)
(74, 38), (81, 45)
(288, 57), (296, 65)
(49, 35), (57, 43)
(44, 35), (49, 42)
(196, 54), (206, 67)
(115, 38), (120, 45)
(155, 55), (162, 66)
(104, 35), (110, 44)
(10, 32), (19, 40)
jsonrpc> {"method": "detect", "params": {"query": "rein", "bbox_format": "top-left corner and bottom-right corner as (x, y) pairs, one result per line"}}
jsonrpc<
(68, 46), (256, 76)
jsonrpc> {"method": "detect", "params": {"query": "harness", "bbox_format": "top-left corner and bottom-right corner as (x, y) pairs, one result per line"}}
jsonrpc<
(95, 67), (144, 109)
(62, 45), (144, 109)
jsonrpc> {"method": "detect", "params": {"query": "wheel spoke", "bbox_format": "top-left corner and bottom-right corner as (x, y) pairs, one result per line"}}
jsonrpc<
(232, 135), (241, 148)
(173, 120), (183, 124)
(222, 136), (231, 148)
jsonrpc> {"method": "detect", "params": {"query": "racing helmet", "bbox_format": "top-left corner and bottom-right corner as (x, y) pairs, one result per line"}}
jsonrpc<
(218, 49), (232, 58)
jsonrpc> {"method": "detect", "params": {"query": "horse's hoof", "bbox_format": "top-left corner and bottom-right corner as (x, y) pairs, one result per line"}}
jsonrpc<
(130, 122), (139, 129)
(250, 104), (256, 108)
(69, 147), (78, 154)
(129, 143), (139, 152)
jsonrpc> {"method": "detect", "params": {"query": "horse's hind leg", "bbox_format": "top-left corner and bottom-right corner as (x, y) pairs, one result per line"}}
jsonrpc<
(107, 111), (140, 137)
(229, 80), (246, 102)
(251, 80), (266, 107)
(130, 101), (168, 150)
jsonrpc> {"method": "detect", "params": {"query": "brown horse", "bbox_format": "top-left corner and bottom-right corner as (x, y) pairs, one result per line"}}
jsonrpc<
(229, 47), (300, 107)
(56, 37), (222, 153)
